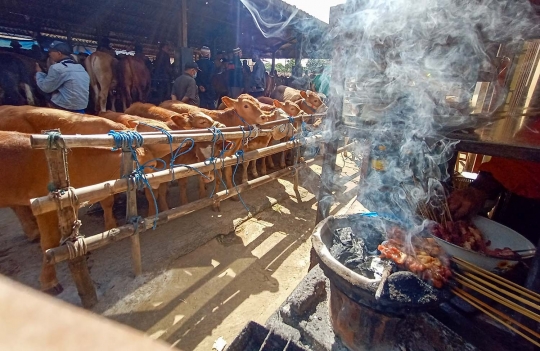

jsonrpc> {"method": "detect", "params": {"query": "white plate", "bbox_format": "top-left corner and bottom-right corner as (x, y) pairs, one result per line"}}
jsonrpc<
(431, 216), (535, 273)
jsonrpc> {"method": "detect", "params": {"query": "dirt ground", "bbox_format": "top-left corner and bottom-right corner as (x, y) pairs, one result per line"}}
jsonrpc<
(0, 155), (359, 350)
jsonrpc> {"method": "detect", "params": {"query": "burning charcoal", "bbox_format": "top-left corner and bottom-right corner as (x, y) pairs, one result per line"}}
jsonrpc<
(353, 256), (396, 280)
(383, 271), (450, 305)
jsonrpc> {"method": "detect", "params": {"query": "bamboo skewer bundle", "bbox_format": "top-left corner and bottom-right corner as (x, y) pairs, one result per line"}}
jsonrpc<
(452, 257), (540, 347)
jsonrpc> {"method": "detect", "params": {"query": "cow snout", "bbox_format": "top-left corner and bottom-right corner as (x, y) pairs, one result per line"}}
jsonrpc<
(203, 172), (215, 183)
(213, 121), (226, 129)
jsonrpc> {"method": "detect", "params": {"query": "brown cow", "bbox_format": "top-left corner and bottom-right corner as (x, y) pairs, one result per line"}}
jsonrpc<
(270, 86), (327, 115)
(100, 108), (225, 210)
(85, 51), (119, 112)
(164, 97), (277, 202)
(0, 108), (178, 294)
(118, 56), (151, 111)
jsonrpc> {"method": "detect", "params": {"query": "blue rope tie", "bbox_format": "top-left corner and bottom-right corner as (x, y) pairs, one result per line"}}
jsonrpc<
(233, 109), (249, 126)
(205, 127), (229, 198)
(232, 149), (250, 213)
(108, 130), (161, 229)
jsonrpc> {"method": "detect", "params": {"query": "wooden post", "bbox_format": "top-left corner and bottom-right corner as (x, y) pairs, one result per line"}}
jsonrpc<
(181, 0), (188, 48)
(121, 150), (142, 276)
(44, 130), (97, 308)
(294, 34), (303, 77)
(271, 51), (276, 73)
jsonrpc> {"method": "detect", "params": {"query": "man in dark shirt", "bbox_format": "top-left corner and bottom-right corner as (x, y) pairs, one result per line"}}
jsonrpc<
(227, 47), (244, 98)
(154, 42), (174, 103)
(171, 62), (200, 106)
(195, 46), (216, 109)
(250, 50), (266, 98)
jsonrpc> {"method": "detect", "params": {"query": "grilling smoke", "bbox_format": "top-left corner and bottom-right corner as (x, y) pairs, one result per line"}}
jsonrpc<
(241, 0), (538, 238)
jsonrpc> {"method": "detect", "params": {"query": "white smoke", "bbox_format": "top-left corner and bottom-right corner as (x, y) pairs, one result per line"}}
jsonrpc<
(240, 0), (538, 232)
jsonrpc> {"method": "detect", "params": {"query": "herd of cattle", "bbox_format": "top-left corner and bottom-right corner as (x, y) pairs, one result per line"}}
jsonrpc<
(0, 50), (328, 296)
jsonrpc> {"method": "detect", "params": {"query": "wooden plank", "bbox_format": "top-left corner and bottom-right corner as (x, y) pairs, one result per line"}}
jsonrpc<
(43, 130), (97, 309)
(44, 162), (309, 265)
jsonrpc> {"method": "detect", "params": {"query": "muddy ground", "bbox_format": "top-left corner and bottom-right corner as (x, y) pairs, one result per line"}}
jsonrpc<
(0, 155), (359, 350)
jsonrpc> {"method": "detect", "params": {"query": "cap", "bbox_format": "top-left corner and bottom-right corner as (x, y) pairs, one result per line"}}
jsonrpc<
(49, 41), (72, 55)
(200, 46), (211, 57)
(184, 61), (200, 71)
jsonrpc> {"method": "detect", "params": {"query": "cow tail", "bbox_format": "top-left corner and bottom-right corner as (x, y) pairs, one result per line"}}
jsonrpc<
(23, 84), (35, 105)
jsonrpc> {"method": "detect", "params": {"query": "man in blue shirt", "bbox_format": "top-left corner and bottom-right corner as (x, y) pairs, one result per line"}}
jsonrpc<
(35, 41), (90, 113)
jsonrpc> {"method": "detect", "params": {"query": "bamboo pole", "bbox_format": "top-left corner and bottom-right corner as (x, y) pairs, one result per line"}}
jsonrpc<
(30, 114), (327, 150)
(121, 150), (142, 277)
(31, 130), (273, 149)
(44, 162), (308, 265)
(30, 135), (323, 216)
(43, 130), (97, 308)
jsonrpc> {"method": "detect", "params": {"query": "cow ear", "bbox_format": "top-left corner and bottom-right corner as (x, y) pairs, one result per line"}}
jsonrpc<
(222, 96), (235, 108)
(273, 99), (282, 108)
(170, 115), (189, 127)
(126, 120), (139, 129)
(300, 90), (308, 99)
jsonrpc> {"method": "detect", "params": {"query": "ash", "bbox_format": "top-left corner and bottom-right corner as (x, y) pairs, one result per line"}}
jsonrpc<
(330, 226), (393, 279)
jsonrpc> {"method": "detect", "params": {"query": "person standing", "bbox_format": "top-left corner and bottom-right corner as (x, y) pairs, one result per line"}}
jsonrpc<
(227, 47), (243, 98)
(242, 60), (252, 94)
(195, 46), (216, 109)
(171, 62), (200, 106)
(35, 41), (89, 113)
(249, 50), (266, 98)
(154, 42), (174, 103)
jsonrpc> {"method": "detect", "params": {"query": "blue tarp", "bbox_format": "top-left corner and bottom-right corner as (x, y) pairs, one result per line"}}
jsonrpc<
(0, 38), (37, 50)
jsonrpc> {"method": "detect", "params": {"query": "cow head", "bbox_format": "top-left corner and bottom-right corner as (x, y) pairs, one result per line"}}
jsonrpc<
(300, 90), (327, 114)
(273, 100), (302, 117)
(271, 123), (297, 140)
(188, 111), (226, 129)
(221, 96), (269, 125)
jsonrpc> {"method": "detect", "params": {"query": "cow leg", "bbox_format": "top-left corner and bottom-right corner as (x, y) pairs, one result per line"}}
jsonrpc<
(36, 211), (62, 294)
(91, 84), (100, 113)
(178, 178), (189, 206)
(224, 166), (239, 201)
(23, 84), (35, 105)
(260, 157), (267, 176)
(11, 206), (40, 242)
(251, 159), (260, 178)
(266, 155), (275, 169)
(280, 151), (287, 168)
(98, 84), (109, 112)
(110, 91), (117, 112)
(198, 176), (207, 200)
(100, 196), (117, 230)
(158, 183), (170, 211)
(242, 162), (249, 184)
(145, 187), (161, 217)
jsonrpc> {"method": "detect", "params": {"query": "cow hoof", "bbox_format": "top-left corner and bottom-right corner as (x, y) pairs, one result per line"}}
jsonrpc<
(230, 195), (240, 202)
(44, 283), (64, 296)
(28, 236), (40, 244)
